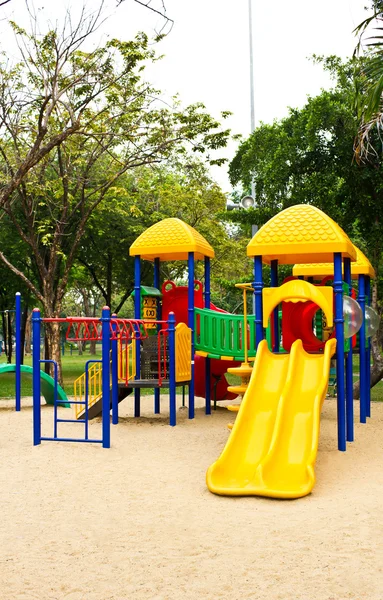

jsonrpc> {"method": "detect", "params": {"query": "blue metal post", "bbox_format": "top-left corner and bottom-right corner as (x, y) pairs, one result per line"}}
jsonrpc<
(101, 306), (111, 448)
(204, 256), (211, 415)
(344, 258), (354, 442)
(32, 308), (41, 446)
(334, 253), (346, 451)
(358, 274), (367, 423)
(188, 252), (195, 420)
(168, 312), (176, 426)
(366, 276), (371, 417)
(270, 260), (279, 352)
(111, 314), (119, 425)
(134, 256), (141, 418)
(154, 257), (161, 415)
(15, 292), (21, 411)
(253, 256), (264, 348)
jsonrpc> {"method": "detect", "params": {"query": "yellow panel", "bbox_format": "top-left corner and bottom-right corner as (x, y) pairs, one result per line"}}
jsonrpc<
(293, 245), (375, 279)
(142, 307), (157, 319)
(262, 280), (333, 328)
(195, 350), (208, 358)
(175, 323), (192, 382)
(206, 338), (336, 499)
(247, 204), (356, 264)
(129, 218), (214, 261)
(143, 297), (157, 308)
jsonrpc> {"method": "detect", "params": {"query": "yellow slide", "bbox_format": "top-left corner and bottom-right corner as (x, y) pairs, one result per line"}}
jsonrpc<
(206, 337), (336, 499)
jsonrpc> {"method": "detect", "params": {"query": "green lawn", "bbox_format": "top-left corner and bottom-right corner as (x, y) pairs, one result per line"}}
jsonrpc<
(0, 351), (99, 398)
(1, 350), (382, 401)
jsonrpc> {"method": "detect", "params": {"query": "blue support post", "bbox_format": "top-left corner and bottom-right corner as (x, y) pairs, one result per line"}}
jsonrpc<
(253, 256), (264, 348)
(270, 260), (279, 353)
(101, 306), (111, 448)
(32, 308), (41, 446)
(334, 253), (346, 451)
(188, 252), (195, 420)
(344, 258), (354, 442)
(358, 274), (367, 423)
(204, 256), (211, 415)
(134, 256), (141, 418)
(168, 311), (176, 426)
(111, 314), (119, 425)
(15, 292), (21, 411)
(365, 276), (371, 418)
(154, 257), (161, 415)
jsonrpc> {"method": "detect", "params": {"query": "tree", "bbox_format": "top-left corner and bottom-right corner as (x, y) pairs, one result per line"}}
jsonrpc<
(353, 1), (383, 157)
(0, 11), (231, 382)
(76, 158), (251, 314)
(228, 56), (383, 394)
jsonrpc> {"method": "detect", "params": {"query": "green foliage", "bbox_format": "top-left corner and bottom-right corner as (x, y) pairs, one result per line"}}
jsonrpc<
(228, 56), (383, 270)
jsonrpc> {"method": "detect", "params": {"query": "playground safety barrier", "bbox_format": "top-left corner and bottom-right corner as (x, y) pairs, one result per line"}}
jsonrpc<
(194, 307), (256, 361)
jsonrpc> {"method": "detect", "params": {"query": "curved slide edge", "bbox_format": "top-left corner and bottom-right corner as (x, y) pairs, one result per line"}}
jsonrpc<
(206, 340), (291, 495)
(0, 364), (70, 407)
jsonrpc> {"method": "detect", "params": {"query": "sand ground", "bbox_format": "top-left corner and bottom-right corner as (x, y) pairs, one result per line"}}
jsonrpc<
(0, 394), (382, 600)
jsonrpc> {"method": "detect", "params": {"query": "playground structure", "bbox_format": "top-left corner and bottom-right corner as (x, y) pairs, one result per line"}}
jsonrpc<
(6, 206), (380, 498)
(206, 204), (378, 498)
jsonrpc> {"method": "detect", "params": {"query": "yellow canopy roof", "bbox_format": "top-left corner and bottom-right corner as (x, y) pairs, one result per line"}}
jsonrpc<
(292, 246), (375, 279)
(129, 218), (215, 261)
(247, 204), (357, 265)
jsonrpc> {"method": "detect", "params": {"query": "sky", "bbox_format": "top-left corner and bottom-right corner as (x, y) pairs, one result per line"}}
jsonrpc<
(0, 0), (370, 192)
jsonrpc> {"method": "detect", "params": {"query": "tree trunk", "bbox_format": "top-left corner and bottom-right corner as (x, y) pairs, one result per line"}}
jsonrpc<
(20, 300), (29, 365)
(24, 313), (32, 355)
(81, 287), (96, 355)
(44, 319), (63, 386)
(1, 312), (6, 360)
(7, 310), (12, 364)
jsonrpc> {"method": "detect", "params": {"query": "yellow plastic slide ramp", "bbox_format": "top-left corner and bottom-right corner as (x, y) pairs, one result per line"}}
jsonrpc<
(251, 338), (336, 499)
(207, 338), (336, 499)
(206, 340), (291, 495)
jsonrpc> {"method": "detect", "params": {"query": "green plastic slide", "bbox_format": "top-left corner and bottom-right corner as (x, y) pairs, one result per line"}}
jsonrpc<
(0, 364), (70, 407)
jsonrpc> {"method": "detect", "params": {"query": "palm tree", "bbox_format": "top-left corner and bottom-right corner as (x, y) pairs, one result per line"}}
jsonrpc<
(354, 2), (383, 159)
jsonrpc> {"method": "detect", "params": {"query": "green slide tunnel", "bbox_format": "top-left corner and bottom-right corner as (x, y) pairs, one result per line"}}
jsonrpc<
(0, 364), (70, 407)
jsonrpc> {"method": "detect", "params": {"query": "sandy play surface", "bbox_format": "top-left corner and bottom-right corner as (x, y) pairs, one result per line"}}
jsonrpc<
(0, 394), (382, 600)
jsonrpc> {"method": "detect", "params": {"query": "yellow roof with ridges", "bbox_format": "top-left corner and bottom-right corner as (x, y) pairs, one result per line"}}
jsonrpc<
(129, 218), (215, 261)
(292, 245), (375, 279)
(247, 204), (357, 264)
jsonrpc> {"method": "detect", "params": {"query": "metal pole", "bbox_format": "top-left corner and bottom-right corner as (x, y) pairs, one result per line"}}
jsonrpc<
(253, 256), (264, 348)
(15, 292), (21, 411)
(154, 257), (161, 415)
(168, 311), (176, 426)
(188, 252), (195, 420)
(365, 276), (371, 418)
(358, 274), (367, 423)
(101, 306), (111, 448)
(204, 256), (211, 415)
(270, 260), (279, 352)
(344, 258), (354, 442)
(111, 314), (119, 425)
(334, 253), (346, 451)
(32, 308), (41, 446)
(134, 256), (141, 418)
(248, 0), (256, 198)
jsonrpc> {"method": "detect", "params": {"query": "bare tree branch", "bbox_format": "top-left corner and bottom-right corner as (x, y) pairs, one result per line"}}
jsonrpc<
(118, 0), (174, 35)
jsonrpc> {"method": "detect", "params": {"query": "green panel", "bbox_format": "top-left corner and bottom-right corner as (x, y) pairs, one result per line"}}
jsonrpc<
(315, 310), (323, 341)
(195, 308), (257, 359)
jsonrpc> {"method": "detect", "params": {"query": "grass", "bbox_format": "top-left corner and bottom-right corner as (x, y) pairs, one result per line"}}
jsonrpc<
(0, 351), (99, 398)
(1, 349), (382, 401)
